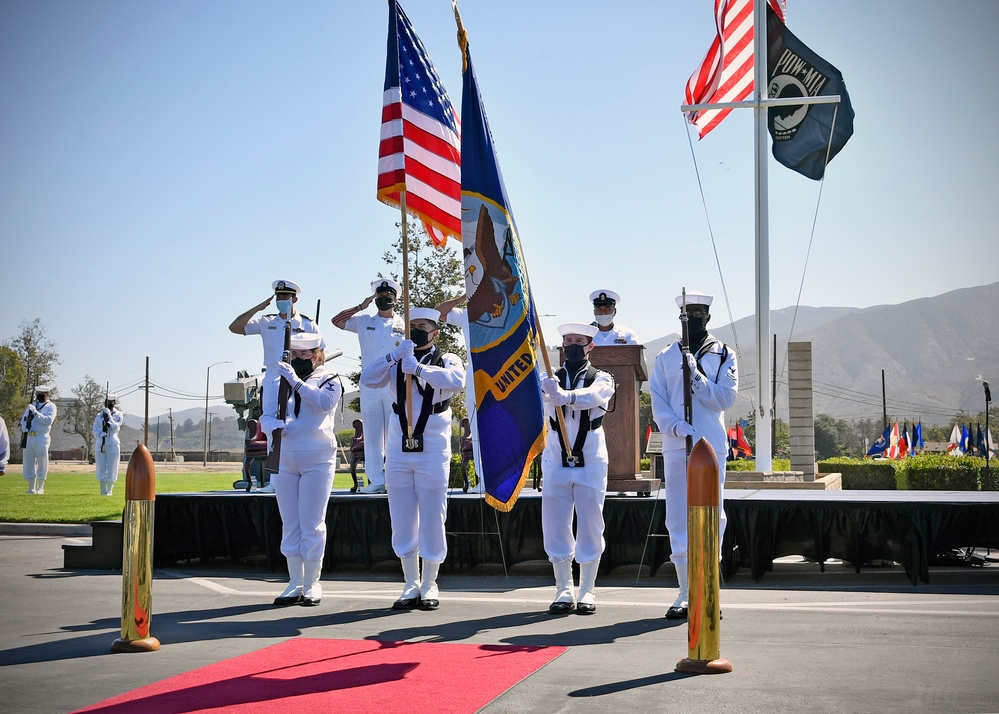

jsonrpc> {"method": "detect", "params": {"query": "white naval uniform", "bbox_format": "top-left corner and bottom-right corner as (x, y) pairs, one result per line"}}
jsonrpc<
(591, 324), (639, 346)
(92, 407), (124, 489)
(649, 335), (738, 568)
(243, 312), (324, 420)
(343, 312), (405, 489)
(360, 346), (465, 563)
(540, 363), (615, 565)
(259, 365), (342, 562)
(21, 400), (57, 489)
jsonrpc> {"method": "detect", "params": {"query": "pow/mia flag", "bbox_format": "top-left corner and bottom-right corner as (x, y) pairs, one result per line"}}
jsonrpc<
(766, 6), (855, 180)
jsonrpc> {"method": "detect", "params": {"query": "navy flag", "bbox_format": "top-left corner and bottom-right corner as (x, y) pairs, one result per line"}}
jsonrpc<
(766, 6), (855, 180)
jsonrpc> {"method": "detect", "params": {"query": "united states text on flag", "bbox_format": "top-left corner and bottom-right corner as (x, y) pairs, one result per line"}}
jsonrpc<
(685, 0), (784, 138)
(378, 0), (460, 246)
(457, 29), (545, 512)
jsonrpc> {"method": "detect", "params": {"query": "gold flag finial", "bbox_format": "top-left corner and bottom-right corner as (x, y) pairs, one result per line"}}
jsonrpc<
(452, 0), (468, 74)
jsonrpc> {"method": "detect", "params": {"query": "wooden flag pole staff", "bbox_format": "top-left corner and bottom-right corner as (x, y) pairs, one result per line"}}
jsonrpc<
(400, 192), (415, 446)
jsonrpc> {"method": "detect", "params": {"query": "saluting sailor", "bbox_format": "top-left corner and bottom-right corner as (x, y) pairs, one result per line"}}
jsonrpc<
(331, 277), (406, 494)
(92, 392), (124, 495)
(539, 323), (616, 615)
(649, 290), (738, 620)
(21, 385), (57, 494)
(229, 279), (324, 435)
(589, 289), (640, 346)
(360, 306), (465, 611)
(259, 331), (342, 607)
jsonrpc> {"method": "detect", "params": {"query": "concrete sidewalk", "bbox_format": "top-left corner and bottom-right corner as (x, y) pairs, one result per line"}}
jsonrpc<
(1, 533), (998, 713)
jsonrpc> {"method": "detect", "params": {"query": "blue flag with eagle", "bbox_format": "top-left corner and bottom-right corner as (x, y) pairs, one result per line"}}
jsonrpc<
(457, 26), (545, 512)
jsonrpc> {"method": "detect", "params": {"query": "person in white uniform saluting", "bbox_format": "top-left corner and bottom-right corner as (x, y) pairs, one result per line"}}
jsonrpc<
(360, 307), (465, 611)
(540, 323), (616, 615)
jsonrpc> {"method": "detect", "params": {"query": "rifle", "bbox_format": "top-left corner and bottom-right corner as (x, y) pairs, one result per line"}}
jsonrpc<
(680, 288), (694, 458)
(101, 383), (110, 453)
(20, 385), (35, 449)
(264, 317), (293, 475)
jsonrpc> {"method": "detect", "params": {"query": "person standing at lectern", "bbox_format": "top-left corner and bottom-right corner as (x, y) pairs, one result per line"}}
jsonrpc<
(649, 291), (738, 620)
(589, 289), (639, 346)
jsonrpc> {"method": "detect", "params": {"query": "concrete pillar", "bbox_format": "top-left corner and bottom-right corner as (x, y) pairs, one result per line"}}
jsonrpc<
(787, 342), (816, 481)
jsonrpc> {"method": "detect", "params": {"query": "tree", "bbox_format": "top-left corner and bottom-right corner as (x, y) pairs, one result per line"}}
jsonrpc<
(0, 345), (28, 433)
(3, 318), (61, 399)
(63, 376), (105, 461)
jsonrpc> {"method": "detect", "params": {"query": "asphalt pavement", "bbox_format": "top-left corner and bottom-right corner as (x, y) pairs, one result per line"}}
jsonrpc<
(1, 528), (998, 713)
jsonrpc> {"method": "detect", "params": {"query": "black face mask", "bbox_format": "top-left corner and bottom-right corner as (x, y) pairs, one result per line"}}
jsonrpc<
(36, 393), (47, 402)
(375, 295), (395, 311)
(291, 357), (315, 380)
(105, 402), (116, 410)
(411, 327), (432, 348)
(687, 316), (708, 341)
(563, 343), (587, 365)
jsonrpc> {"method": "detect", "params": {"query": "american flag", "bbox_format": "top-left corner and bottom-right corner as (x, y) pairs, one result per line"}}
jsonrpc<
(684, 0), (785, 138)
(377, 0), (461, 247)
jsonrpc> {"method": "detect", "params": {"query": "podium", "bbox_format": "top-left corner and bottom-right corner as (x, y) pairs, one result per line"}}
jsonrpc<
(589, 345), (660, 495)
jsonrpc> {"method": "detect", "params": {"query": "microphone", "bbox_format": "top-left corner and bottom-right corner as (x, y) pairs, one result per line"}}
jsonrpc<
(985, 381), (992, 403)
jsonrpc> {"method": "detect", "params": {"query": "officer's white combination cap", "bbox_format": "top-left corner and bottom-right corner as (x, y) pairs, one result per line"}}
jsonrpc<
(371, 278), (401, 295)
(589, 289), (620, 305)
(35, 385), (51, 393)
(675, 291), (713, 309)
(558, 322), (599, 338)
(409, 307), (441, 324)
(272, 279), (301, 295)
(290, 333), (323, 350)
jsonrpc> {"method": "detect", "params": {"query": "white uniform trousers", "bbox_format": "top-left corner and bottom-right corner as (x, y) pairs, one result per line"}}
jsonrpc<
(271, 449), (336, 562)
(385, 460), (448, 563)
(542, 478), (607, 564)
(664, 445), (727, 568)
(261, 368), (282, 422)
(95, 441), (121, 484)
(359, 385), (393, 488)
(23, 435), (51, 483)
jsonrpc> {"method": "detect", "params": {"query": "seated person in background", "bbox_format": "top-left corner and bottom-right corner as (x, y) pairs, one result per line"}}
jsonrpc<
(349, 419), (365, 493)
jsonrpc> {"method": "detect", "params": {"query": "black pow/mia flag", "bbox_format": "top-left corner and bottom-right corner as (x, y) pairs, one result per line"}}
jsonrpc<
(766, 6), (855, 180)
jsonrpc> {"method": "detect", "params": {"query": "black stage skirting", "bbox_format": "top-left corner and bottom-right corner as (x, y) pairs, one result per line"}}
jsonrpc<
(153, 489), (999, 585)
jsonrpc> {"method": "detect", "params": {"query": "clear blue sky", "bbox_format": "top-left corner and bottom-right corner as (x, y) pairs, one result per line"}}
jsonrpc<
(2, 0), (996, 421)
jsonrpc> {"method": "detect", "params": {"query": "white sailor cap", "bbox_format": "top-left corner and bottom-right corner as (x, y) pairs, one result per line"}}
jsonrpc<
(589, 289), (620, 306)
(290, 332), (323, 350)
(409, 307), (441, 324)
(371, 278), (401, 295)
(675, 291), (713, 309)
(106, 393), (118, 401)
(35, 385), (51, 393)
(272, 279), (301, 295)
(558, 322), (599, 339)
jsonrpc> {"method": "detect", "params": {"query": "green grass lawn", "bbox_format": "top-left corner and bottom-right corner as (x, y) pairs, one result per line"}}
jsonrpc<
(0, 471), (365, 524)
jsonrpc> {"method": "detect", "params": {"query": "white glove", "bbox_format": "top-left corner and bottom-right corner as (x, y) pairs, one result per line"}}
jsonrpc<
(276, 361), (300, 386)
(549, 388), (572, 407)
(540, 376), (559, 395)
(685, 352), (707, 391)
(401, 355), (419, 375)
(28, 404), (38, 415)
(674, 421), (697, 438)
(391, 340), (415, 362)
(257, 415), (286, 436)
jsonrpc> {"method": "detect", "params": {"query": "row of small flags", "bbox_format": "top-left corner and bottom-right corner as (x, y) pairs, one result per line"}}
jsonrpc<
(866, 422), (925, 460)
(945, 423), (996, 458)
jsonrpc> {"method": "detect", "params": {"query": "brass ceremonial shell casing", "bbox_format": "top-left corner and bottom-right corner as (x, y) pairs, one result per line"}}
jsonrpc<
(111, 444), (160, 653)
(676, 438), (731, 675)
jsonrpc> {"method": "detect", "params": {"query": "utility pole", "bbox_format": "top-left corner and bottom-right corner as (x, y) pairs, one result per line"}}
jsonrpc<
(168, 408), (176, 461)
(881, 370), (888, 430)
(144, 356), (150, 446)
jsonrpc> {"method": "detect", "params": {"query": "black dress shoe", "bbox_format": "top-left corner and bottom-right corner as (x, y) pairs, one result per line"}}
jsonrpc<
(392, 596), (421, 610)
(300, 596), (321, 607)
(548, 601), (573, 615)
(665, 605), (688, 620)
(575, 602), (596, 615)
(419, 598), (439, 610)
(273, 594), (304, 606)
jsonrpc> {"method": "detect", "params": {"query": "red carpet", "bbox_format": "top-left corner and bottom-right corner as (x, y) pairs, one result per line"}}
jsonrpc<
(74, 638), (566, 713)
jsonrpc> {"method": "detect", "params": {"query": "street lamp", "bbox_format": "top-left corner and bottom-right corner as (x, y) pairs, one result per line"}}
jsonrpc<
(204, 361), (232, 466)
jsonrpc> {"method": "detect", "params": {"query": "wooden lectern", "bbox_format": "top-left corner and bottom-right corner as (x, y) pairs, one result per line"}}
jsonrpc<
(588, 345), (660, 495)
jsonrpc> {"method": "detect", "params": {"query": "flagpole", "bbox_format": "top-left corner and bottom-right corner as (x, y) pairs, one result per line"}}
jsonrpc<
(400, 191), (414, 445)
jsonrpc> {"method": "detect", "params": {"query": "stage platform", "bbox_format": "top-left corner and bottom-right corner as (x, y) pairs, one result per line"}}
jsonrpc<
(150, 488), (999, 585)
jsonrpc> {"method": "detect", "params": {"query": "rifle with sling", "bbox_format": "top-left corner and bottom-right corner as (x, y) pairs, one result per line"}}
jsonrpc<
(264, 317), (293, 475)
(680, 287), (694, 458)
(20, 384), (36, 449)
(100, 382), (110, 453)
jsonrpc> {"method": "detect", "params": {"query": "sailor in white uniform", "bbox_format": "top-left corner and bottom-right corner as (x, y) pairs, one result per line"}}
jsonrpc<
(92, 393), (124, 495)
(331, 278), (406, 494)
(540, 323), (616, 615)
(21, 385), (57, 494)
(259, 332), (342, 607)
(360, 307), (465, 611)
(589, 289), (639, 346)
(649, 291), (738, 620)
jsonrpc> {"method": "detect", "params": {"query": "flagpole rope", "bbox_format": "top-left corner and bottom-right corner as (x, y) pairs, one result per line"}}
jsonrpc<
(682, 115), (756, 416)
